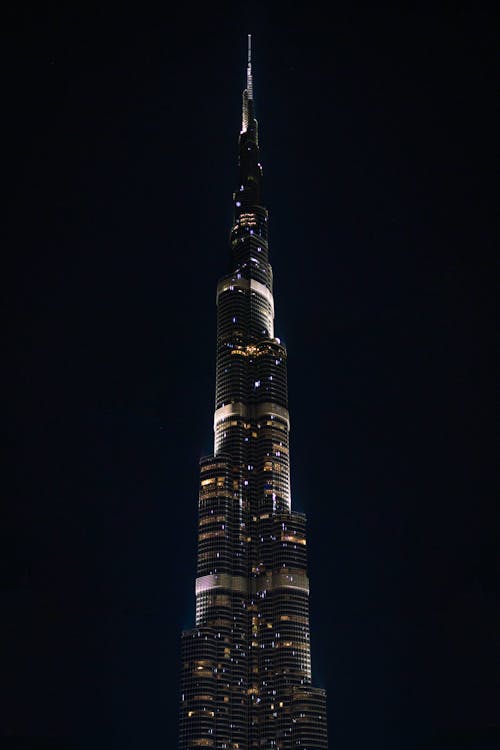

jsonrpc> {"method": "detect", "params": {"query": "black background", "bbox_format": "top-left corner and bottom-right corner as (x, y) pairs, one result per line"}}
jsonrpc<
(4, 3), (497, 749)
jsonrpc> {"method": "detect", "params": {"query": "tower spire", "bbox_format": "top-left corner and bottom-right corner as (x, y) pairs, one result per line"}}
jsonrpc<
(247, 33), (253, 99)
(241, 33), (255, 135)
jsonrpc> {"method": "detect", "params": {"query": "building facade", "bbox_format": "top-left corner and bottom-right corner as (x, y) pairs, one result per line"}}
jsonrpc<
(179, 37), (328, 750)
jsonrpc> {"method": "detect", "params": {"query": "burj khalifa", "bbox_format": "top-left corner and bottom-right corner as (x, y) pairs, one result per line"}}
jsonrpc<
(178, 36), (328, 750)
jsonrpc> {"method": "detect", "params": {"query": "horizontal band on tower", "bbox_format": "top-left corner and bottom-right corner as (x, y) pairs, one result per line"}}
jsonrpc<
(196, 573), (248, 595)
(213, 402), (247, 428)
(216, 277), (274, 315)
(213, 402), (290, 430)
(255, 569), (310, 595)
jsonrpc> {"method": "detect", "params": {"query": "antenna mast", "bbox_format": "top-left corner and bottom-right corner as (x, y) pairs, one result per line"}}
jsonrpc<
(247, 34), (253, 99)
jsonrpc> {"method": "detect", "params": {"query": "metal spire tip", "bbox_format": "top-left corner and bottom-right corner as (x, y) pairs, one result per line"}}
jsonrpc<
(246, 34), (253, 100)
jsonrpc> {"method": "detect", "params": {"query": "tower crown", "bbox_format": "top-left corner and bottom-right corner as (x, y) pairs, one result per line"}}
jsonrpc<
(238, 34), (261, 208)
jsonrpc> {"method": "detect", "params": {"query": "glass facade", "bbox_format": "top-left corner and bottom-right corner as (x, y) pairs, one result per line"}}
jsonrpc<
(179, 37), (328, 750)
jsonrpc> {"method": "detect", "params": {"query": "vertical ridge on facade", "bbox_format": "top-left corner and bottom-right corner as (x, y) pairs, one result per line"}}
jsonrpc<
(178, 38), (329, 750)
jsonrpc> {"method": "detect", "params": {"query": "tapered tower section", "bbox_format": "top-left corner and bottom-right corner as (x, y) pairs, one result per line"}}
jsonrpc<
(179, 37), (328, 750)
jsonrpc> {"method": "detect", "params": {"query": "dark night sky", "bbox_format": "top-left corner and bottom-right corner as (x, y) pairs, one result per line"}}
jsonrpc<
(3, 4), (497, 749)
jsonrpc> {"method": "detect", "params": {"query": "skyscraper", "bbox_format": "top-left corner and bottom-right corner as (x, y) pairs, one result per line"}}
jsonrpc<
(178, 37), (328, 750)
